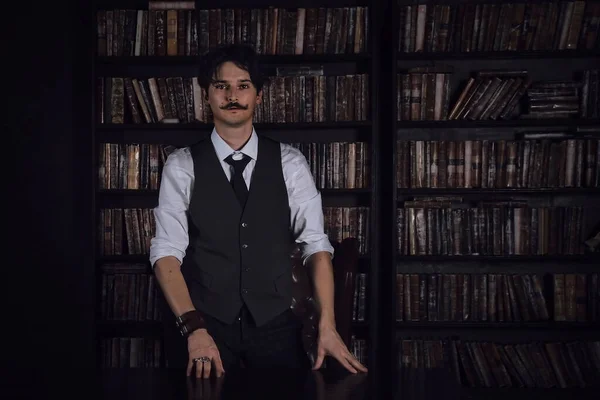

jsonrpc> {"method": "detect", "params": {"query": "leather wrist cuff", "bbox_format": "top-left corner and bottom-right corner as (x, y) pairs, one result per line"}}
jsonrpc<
(175, 310), (206, 337)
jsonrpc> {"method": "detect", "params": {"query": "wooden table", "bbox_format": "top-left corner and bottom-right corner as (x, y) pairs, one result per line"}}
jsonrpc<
(99, 367), (372, 400)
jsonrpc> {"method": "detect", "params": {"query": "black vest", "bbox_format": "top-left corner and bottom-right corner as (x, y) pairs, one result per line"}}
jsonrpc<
(181, 135), (293, 326)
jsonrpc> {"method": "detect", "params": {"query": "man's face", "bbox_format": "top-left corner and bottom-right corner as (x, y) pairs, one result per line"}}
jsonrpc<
(207, 61), (262, 127)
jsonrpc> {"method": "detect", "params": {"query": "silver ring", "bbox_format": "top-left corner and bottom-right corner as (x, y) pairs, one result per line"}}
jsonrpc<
(193, 356), (211, 363)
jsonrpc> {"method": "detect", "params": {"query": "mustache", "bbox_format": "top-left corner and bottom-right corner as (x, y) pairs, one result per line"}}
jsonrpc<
(220, 102), (248, 110)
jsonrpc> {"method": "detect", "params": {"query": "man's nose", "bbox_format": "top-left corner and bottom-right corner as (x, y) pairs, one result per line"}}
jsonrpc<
(226, 87), (238, 101)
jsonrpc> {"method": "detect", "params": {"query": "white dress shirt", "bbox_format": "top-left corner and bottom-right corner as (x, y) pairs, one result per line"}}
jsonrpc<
(149, 127), (334, 267)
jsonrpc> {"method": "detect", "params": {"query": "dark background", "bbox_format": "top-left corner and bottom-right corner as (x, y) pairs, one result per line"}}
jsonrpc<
(6, 1), (96, 397)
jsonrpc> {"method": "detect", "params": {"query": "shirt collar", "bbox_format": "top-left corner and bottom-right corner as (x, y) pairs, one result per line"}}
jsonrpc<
(210, 127), (258, 161)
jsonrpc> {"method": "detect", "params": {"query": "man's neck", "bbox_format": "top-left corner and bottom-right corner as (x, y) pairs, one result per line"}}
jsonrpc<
(213, 120), (253, 151)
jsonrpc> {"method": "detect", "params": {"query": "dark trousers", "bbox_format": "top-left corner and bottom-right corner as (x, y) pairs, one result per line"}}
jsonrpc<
(163, 304), (311, 371)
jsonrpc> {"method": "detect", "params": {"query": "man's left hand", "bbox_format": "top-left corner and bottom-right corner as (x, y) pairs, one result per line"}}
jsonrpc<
(311, 322), (368, 374)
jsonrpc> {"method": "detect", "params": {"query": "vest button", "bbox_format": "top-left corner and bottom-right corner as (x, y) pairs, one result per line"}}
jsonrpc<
(242, 289), (248, 294)
(241, 222), (248, 228)
(242, 244), (248, 248)
(245, 267), (251, 272)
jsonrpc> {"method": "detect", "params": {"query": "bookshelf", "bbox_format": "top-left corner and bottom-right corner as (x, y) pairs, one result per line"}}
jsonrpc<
(87, 0), (600, 397)
(383, 0), (600, 397)
(91, 0), (381, 381)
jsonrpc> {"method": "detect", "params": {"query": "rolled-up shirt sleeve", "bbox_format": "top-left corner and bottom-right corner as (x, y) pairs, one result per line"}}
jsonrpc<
(149, 148), (193, 268)
(285, 146), (335, 265)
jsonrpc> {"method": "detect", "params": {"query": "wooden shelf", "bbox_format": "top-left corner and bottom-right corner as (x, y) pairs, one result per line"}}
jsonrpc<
(351, 321), (369, 329)
(97, 253), (372, 264)
(97, 121), (372, 131)
(97, 123), (213, 131)
(395, 255), (600, 274)
(395, 321), (600, 330)
(395, 0), (600, 8)
(257, 53), (371, 65)
(395, 49), (600, 61)
(395, 118), (600, 130)
(97, 320), (163, 338)
(97, 189), (158, 196)
(95, 122), (373, 144)
(96, 53), (370, 66)
(95, 188), (372, 208)
(97, 319), (370, 338)
(95, 0), (379, 9)
(96, 188), (371, 196)
(394, 325), (600, 342)
(97, 254), (151, 264)
(95, 55), (372, 76)
(397, 188), (600, 196)
(396, 255), (599, 263)
(96, 56), (198, 66)
(96, 254), (373, 275)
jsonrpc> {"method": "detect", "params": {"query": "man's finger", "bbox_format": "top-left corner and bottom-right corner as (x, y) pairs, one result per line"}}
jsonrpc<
(203, 360), (212, 379)
(187, 360), (194, 377)
(350, 356), (368, 372)
(214, 354), (226, 377)
(341, 349), (367, 372)
(338, 355), (358, 374)
(195, 360), (203, 379)
(347, 350), (368, 373)
(312, 351), (325, 370)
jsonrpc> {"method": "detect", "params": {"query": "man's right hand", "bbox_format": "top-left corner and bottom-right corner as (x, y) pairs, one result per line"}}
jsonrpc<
(186, 329), (226, 379)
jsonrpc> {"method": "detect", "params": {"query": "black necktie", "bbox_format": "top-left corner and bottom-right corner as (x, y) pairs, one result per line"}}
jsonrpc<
(224, 153), (251, 207)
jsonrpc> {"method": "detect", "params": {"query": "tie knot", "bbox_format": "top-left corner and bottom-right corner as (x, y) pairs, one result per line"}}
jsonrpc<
(225, 153), (251, 173)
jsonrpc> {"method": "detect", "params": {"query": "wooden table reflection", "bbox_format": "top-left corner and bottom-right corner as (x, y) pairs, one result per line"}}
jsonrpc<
(100, 365), (475, 400)
(100, 367), (370, 400)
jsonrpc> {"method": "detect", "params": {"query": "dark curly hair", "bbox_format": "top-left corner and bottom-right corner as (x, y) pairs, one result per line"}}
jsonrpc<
(197, 44), (265, 94)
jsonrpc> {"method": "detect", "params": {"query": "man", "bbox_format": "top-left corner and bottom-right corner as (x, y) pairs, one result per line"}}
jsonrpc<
(149, 44), (367, 379)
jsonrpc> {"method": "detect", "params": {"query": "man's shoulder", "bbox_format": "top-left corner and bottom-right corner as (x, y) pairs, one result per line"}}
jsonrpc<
(169, 145), (192, 158)
(255, 133), (306, 163)
(164, 146), (192, 168)
(186, 137), (215, 158)
(278, 142), (307, 164)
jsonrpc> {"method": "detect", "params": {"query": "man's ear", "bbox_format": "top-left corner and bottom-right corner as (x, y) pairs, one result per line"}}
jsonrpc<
(256, 89), (263, 104)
